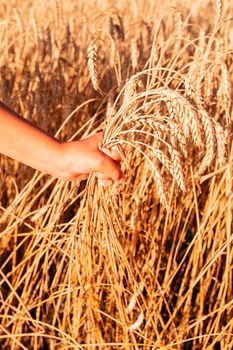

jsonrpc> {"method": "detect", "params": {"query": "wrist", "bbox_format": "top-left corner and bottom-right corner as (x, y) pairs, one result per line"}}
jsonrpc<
(38, 138), (66, 179)
(53, 141), (70, 179)
(56, 141), (79, 180)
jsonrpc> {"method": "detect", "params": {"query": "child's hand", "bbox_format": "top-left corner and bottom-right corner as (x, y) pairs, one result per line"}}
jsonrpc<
(60, 132), (125, 186)
(0, 102), (125, 186)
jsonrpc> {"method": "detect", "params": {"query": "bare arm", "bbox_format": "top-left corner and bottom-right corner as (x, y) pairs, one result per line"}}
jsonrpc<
(0, 102), (125, 186)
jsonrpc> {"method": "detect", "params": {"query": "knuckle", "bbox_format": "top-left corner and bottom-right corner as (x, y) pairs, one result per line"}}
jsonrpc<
(112, 167), (121, 180)
(96, 132), (104, 143)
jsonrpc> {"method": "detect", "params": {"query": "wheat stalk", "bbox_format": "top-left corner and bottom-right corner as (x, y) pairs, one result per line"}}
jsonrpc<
(1, 1), (233, 348)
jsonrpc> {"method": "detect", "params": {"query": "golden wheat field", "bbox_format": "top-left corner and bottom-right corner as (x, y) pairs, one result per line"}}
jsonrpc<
(0, 0), (233, 349)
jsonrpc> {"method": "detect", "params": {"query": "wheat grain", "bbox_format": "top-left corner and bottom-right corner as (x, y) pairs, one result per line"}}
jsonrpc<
(197, 108), (216, 175)
(151, 165), (168, 206)
(1, 1), (233, 348)
(131, 38), (139, 71)
(184, 76), (204, 108)
(169, 120), (188, 158)
(109, 36), (116, 68)
(214, 0), (224, 32)
(87, 40), (103, 95)
(167, 144), (186, 192)
(220, 62), (231, 125)
(165, 90), (203, 147)
(214, 120), (227, 166)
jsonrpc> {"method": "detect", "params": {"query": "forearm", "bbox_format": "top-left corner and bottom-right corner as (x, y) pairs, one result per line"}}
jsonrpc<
(0, 102), (125, 184)
(0, 102), (63, 177)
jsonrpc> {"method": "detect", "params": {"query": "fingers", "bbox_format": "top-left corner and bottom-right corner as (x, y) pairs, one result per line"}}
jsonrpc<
(94, 172), (107, 180)
(112, 144), (126, 159)
(94, 172), (115, 187)
(98, 179), (113, 187)
(95, 155), (126, 183)
(69, 174), (89, 181)
(100, 147), (121, 162)
(93, 131), (125, 164)
(93, 132), (104, 146)
(94, 131), (124, 161)
(101, 143), (125, 162)
(77, 132), (126, 186)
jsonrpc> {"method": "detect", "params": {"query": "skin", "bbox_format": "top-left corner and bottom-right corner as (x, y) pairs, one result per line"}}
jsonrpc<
(0, 102), (125, 187)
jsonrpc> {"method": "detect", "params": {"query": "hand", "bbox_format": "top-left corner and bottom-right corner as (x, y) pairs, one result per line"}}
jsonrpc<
(60, 132), (125, 186)
(0, 102), (125, 186)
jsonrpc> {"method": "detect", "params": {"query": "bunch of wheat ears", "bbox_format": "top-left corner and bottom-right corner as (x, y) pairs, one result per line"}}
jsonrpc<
(0, 0), (232, 349)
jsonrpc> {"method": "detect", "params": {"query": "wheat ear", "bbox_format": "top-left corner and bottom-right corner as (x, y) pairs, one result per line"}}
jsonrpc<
(87, 40), (104, 95)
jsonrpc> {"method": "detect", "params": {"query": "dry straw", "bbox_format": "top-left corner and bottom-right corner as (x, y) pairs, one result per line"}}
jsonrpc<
(0, 0), (232, 349)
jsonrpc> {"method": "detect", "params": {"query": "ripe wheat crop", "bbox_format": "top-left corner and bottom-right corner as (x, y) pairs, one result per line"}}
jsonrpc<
(0, 0), (232, 349)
